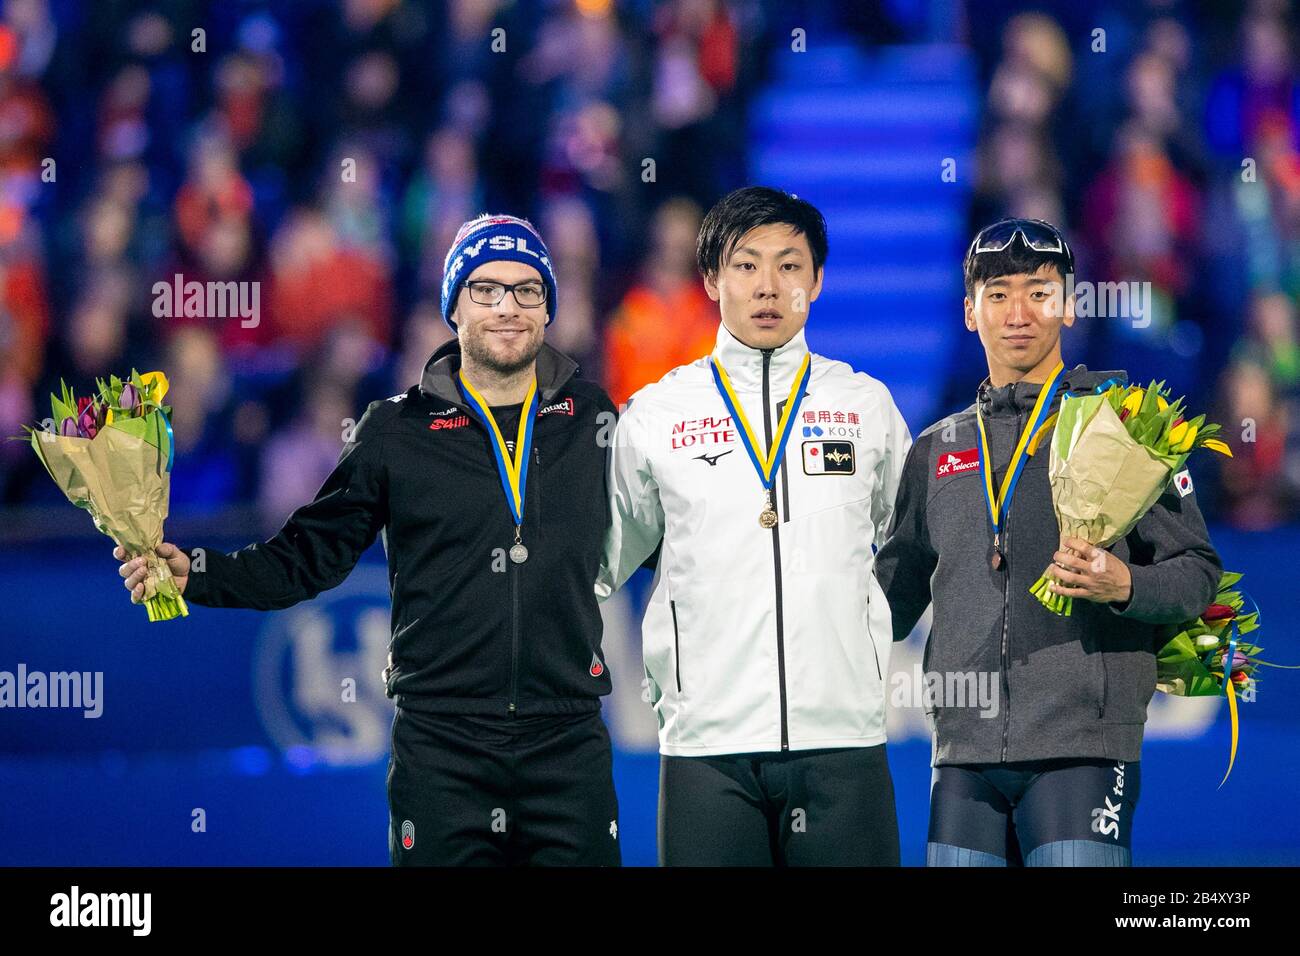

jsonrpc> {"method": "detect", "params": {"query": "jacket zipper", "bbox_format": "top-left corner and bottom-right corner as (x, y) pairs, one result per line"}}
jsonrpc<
(762, 350), (790, 751)
(1097, 633), (1107, 718)
(507, 441), (540, 717)
(671, 599), (681, 693)
(998, 403), (1020, 762)
(509, 559), (519, 715)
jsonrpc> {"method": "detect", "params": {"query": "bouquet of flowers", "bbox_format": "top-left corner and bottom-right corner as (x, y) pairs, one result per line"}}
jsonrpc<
(17, 370), (188, 621)
(1030, 380), (1233, 616)
(1156, 571), (1259, 699)
(1155, 571), (1284, 785)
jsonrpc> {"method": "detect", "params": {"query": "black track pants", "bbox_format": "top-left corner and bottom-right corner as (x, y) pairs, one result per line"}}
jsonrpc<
(388, 707), (621, 866)
(658, 744), (900, 866)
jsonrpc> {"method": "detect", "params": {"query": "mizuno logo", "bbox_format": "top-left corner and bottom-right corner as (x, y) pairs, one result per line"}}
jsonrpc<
(694, 450), (733, 467)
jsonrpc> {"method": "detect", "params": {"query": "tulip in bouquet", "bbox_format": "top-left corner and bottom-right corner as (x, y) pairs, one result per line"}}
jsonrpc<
(1154, 571), (1291, 785)
(1030, 380), (1233, 616)
(17, 370), (187, 621)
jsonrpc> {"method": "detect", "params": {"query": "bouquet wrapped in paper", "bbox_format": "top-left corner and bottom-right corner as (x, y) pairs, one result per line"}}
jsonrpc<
(17, 370), (188, 621)
(1030, 380), (1232, 616)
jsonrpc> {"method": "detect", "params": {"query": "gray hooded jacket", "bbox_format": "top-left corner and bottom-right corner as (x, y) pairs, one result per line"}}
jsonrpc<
(873, 365), (1221, 765)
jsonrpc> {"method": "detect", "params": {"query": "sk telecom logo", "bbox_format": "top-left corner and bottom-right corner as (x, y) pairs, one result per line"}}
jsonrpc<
(936, 448), (980, 478)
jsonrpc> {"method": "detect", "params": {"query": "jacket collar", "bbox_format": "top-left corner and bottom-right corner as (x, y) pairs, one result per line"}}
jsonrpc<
(977, 364), (1128, 417)
(420, 338), (580, 409)
(710, 321), (811, 391)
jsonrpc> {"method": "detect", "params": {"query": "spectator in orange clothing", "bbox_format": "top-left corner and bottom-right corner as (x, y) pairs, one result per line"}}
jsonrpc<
(267, 206), (392, 352)
(173, 135), (256, 257)
(603, 197), (716, 406)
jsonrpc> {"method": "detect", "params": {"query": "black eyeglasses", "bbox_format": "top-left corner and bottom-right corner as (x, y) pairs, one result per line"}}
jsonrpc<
(965, 219), (1074, 272)
(464, 280), (548, 308)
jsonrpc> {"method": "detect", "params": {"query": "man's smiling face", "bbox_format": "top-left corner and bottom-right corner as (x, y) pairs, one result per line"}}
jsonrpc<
(454, 260), (547, 375)
(965, 263), (1074, 379)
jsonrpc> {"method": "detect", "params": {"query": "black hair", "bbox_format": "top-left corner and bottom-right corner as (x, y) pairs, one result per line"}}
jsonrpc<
(696, 186), (828, 278)
(963, 232), (1073, 298)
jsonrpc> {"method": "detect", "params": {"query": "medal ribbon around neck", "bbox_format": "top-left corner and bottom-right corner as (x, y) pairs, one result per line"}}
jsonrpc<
(974, 360), (1066, 538)
(456, 371), (538, 527)
(709, 352), (812, 492)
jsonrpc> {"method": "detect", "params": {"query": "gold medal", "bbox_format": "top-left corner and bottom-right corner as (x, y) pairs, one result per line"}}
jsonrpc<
(710, 353), (811, 534)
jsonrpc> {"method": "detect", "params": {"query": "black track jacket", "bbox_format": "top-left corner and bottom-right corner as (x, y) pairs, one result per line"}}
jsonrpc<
(183, 340), (618, 716)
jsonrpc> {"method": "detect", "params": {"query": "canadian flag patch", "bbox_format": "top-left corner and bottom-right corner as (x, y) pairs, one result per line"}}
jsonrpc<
(1173, 469), (1194, 497)
(936, 448), (981, 478)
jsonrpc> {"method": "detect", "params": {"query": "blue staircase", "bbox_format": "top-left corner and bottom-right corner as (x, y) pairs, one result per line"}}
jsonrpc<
(749, 43), (978, 429)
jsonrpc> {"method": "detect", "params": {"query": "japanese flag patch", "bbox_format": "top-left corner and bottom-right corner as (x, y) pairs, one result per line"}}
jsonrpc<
(1173, 469), (1194, 498)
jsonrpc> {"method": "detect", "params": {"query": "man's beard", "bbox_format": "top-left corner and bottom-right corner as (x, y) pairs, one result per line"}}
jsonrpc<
(460, 325), (545, 375)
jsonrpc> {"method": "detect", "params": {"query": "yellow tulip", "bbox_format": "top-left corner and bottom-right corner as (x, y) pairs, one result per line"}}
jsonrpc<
(1122, 389), (1144, 415)
(104, 407), (114, 425)
(1157, 394), (1168, 412)
(1168, 420), (1188, 449)
(140, 370), (169, 405)
(1174, 423), (1199, 453)
(1203, 438), (1233, 457)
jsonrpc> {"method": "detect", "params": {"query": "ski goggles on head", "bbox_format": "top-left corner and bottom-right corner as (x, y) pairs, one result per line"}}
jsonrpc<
(965, 218), (1075, 273)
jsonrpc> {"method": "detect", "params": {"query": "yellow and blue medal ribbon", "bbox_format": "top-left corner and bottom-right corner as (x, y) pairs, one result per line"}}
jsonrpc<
(456, 371), (537, 530)
(974, 360), (1066, 566)
(709, 353), (812, 512)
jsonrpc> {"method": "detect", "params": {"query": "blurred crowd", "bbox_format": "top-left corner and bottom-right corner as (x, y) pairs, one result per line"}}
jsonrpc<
(0, 0), (769, 531)
(1, 0), (1297, 533)
(965, 0), (1300, 529)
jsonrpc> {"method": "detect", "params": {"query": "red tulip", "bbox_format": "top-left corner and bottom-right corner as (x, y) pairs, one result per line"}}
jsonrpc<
(1203, 604), (1237, 622)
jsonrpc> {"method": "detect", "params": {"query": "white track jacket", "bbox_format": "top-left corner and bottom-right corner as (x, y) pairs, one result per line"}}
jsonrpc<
(596, 322), (912, 756)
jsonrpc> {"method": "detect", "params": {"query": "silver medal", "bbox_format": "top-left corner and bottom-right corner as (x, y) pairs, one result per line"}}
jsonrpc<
(509, 543), (529, 564)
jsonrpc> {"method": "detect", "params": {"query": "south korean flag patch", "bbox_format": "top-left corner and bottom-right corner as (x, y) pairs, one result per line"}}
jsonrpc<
(1173, 468), (1194, 498)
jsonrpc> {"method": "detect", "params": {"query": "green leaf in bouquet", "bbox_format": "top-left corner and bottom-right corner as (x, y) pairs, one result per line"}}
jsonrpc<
(1156, 629), (1225, 696)
(1158, 632), (1202, 665)
(1219, 571), (1244, 590)
(102, 415), (150, 441)
(1139, 380), (1160, 421)
(50, 392), (76, 426)
(1145, 410), (1170, 445)
(1105, 385), (1126, 415)
(1235, 612), (1259, 635)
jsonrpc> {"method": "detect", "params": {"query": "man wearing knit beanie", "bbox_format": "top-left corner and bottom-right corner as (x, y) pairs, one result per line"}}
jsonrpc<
(127, 211), (622, 866)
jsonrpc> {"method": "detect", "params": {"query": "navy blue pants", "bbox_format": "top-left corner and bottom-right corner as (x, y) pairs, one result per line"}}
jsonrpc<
(927, 757), (1140, 866)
